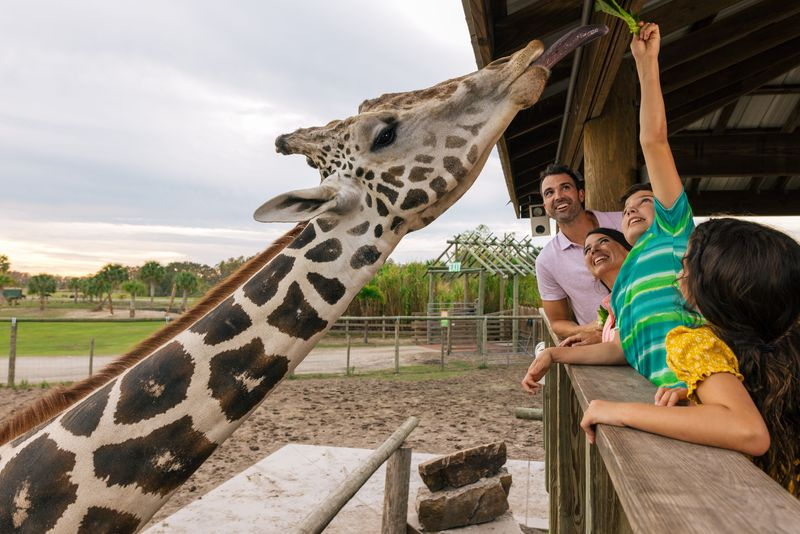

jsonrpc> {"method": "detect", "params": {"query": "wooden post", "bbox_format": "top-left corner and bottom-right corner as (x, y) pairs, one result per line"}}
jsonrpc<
(297, 417), (418, 534)
(447, 319), (453, 356)
(498, 276), (506, 312)
(363, 319), (369, 344)
(481, 316), (488, 364)
(477, 271), (486, 355)
(394, 319), (400, 374)
(8, 318), (17, 387)
(381, 447), (412, 534)
(440, 326), (445, 370)
(584, 59), (638, 212)
(346, 332), (352, 376)
(462, 273), (469, 304)
(512, 275), (519, 352)
(89, 337), (95, 377)
(345, 319), (351, 376)
(428, 273), (435, 308)
(382, 318), (386, 339)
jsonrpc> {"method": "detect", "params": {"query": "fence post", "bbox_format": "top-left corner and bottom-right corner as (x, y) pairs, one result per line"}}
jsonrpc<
(440, 327), (445, 370)
(346, 332), (352, 376)
(364, 319), (369, 344)
(394, 319), (400, 374)
(447, 319), (453, 356)
(381, 447), (412, 534)
(89, 337), (95, 377)
(482, 316), (488, 364)
(382, 318), (386, 339)
(8, 318), (17, 387)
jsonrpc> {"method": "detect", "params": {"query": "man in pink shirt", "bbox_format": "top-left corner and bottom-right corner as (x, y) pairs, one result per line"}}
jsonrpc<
(534, 164), (623, 342)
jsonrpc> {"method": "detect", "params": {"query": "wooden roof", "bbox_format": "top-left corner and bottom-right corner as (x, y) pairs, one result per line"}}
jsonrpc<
(462, 0), (800, 217)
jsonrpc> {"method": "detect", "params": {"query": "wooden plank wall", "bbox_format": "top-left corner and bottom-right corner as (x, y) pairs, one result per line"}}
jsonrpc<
(541, 318), (800, 532)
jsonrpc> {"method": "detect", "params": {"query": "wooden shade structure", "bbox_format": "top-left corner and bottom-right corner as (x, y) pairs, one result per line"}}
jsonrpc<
(461, 0), (800, 216)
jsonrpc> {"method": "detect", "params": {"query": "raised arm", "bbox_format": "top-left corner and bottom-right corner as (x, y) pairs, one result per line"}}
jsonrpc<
(632, 22), (682, 209)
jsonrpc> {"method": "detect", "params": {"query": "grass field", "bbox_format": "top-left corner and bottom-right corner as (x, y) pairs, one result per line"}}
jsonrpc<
(0, 321), (163, 356)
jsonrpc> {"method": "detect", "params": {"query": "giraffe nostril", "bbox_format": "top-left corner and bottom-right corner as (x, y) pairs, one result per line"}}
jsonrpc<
(275, 134), (292, 155)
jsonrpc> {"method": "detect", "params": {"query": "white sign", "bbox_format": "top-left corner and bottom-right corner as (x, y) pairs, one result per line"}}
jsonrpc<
(448, 262), (461, 272)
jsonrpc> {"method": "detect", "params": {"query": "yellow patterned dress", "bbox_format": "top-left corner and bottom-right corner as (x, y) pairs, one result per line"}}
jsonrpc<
(665, 325), (799, 496)
(664, 325), (743, 402)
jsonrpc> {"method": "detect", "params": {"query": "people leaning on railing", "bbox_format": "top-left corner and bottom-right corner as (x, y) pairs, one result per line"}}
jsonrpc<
(524, 20), (800, 498)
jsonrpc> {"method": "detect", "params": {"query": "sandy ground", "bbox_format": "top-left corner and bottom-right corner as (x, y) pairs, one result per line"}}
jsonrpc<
(0, 363), (543, 528)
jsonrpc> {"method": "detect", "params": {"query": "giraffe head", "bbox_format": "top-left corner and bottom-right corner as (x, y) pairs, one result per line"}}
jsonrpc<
(255, 25), (607, 237)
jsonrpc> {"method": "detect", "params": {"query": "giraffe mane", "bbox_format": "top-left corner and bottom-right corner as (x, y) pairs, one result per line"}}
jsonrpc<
(0, 223), (307, 446)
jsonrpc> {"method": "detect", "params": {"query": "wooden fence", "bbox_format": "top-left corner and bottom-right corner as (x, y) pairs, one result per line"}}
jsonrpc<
(540, 313), (800, 532)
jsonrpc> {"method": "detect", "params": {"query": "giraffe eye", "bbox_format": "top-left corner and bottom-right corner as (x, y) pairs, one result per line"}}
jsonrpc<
(371, 124), (397, 150)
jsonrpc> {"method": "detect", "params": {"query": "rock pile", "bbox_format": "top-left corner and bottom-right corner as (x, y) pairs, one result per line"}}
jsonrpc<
(415, 442), (512, 531)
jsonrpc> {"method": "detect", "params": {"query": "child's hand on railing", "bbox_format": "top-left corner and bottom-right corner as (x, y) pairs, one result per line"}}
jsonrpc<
(521, 349), (553, 393)
(654, 386), (689, 407)
(580, 399), (626, 445)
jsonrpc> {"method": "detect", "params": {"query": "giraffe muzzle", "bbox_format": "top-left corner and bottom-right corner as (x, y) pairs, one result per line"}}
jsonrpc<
(275, 133), (292, 155)
(534, 24), (608, 71)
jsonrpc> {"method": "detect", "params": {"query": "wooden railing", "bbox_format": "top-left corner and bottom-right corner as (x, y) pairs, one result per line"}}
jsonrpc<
(539, 311), (800, 533)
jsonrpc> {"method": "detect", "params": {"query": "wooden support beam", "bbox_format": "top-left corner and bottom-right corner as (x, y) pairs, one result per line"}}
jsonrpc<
(493, 0), (583, 58)
(661, 11), (800, 95)
(712, 102), (737, 134)
(507, 121), (562, 162)
(752, 84), (800, 96)
(670, 132), (800, 177)
(461, 0), (493, 68)
(659, 0), (800, 74)
(511, 141), (560, 180)
(557, 0), (644, 170)
(688, 190), (800, 216)
(783, 100), (800, 134)
(666, 36), (800, 132)
(642, 0), (736, 37)
(584, 59), (637, 211)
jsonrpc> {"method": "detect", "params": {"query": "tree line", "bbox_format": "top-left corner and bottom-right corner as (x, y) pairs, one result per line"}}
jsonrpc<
(0, 253), (542, 317)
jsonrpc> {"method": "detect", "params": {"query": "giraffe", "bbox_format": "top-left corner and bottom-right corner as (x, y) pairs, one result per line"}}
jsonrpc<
(0, 25), (606, 532)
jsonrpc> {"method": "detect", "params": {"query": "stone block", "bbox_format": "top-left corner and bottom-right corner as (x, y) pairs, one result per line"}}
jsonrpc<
(415, 470), (511, 531)
(418, 441), (506, 491)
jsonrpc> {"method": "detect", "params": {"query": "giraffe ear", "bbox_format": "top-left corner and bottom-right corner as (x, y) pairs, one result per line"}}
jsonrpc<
(253, 179), (361, 223)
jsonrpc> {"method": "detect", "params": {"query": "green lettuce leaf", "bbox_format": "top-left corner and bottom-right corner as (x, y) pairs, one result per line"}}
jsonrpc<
(595, 0), (640, 35)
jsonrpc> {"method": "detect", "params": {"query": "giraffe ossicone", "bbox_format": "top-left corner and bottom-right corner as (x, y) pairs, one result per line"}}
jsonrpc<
(0, 25), (606, 533)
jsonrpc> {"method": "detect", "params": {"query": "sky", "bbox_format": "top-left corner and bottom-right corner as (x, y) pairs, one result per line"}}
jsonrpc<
(2, 1), (798, 276)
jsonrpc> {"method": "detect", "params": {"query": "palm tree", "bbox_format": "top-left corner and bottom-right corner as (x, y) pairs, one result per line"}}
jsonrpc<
(174, 271), (198, 312)
(121, 280), (146, 318)
(67, 277), (82, 304)
(28, 274), (57, 311)
(139, 261), (165, 304)
(96, 264), (128, 315)
(89, 275), (111, 311)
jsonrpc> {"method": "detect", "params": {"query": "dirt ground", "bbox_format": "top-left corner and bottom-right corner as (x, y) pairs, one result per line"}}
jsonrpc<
(0, 363), (543, 527)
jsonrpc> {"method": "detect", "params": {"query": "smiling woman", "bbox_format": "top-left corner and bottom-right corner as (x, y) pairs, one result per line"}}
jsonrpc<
(582, 228), (631, 344)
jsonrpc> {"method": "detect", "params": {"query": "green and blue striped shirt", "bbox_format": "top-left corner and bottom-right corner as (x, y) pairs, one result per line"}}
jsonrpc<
(611, 190), (694, 388)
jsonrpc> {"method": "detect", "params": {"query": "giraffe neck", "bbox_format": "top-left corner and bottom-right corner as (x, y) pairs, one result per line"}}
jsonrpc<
(0, 214), (400, 532)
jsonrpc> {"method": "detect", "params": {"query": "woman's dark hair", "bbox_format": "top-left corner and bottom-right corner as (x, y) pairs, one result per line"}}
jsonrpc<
(586, 227), (632, 251)
(684, 218), (800, 495)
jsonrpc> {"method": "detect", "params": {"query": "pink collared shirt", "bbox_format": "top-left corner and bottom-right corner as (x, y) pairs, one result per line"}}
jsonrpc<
(534, 210), (623, 325)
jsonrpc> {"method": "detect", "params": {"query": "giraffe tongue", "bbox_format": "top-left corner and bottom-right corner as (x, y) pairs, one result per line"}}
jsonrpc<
(534, 24), (609, 70)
